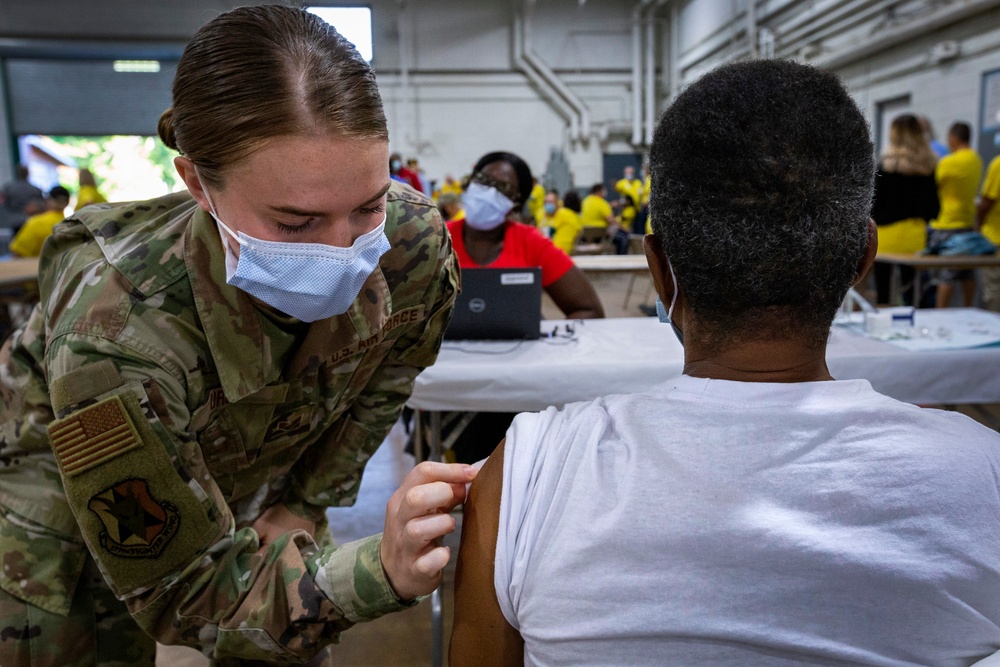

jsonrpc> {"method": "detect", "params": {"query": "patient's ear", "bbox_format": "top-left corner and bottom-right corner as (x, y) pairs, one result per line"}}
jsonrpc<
(644, 234), (677, 308)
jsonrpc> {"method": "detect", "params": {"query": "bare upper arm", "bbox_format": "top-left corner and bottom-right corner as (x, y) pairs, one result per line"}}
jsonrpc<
(449, 438), (524, 667)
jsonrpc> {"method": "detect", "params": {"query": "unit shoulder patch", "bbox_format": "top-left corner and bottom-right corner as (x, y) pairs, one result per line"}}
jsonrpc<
(88, 478), (179, 558)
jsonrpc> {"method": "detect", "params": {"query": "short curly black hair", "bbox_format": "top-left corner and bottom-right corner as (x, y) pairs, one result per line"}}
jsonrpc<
(649, 59), (874, 349)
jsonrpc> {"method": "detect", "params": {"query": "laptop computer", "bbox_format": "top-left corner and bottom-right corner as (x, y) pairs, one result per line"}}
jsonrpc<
(444, 267), (542, 340)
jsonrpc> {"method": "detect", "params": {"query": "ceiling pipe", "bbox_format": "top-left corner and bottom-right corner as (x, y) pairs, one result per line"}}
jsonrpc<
(644, 2), (657, 146)
(670, 1), (681, 99)
(777, 0), (895, 57)
(396, 0), (418, 151)
(676, 0), (808, 71)
(774, 0), (845, 38)
(747, 0), (758, 58)
(520, 0), (591, 142)
(811, 0), (1000, 69)
(631, 0), (654, 146)
(647, 0), (675, 143)
(512, 11), (579, 141)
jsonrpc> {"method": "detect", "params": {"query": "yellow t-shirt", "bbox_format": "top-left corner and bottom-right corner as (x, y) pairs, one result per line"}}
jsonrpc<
(615, 178), (643, 224)
(615, 178), (643, 207)
(581, 194), (612, 228)
(981, 155), (1000, 245)
(75, 185), (107, 211)
(528, 183), (547, 225)
(551, 207), (582, 255)
(933, 148), (983, 230)
(10, 209), (65, 257)
(537, 211), (556, 234)
(641, 175), (651, 206)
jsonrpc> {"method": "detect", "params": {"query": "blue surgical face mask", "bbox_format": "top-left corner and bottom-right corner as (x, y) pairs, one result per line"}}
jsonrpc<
(202, 182), (390, 322)
(390, 159), (402, 171)
(656, 260), (684, 346)
(543, 202), (557, 215)
(463, 182), (514, 231)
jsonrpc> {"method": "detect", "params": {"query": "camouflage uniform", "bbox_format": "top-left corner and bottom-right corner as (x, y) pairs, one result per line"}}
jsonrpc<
(0, 181), (458, 665)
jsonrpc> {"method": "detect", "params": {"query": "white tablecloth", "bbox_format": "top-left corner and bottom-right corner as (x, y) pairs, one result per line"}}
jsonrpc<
(408, 312), (1000, 411)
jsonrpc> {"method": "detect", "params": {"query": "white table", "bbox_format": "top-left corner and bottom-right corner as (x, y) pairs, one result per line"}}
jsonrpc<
(0, 257), (39, 288)
(411, 312), (1000, 411)
(571, 254), (648, 273)
(875, 252), (1000, 305)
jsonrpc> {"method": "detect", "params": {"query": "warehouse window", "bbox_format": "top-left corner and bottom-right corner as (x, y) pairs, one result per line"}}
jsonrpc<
(306, 6), (373, 61)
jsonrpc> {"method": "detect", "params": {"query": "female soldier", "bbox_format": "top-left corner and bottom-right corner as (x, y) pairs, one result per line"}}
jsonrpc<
(0, 6), (472, 665)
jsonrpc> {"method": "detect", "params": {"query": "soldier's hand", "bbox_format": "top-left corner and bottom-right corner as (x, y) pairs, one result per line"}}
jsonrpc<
(381, 461), (478, 601)
(252, 503), (318, 552)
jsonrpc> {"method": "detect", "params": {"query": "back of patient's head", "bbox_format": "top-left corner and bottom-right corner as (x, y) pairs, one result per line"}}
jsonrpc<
(649, 59), (874, 349)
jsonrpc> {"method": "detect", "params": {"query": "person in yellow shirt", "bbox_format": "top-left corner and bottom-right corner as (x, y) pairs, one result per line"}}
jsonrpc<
(527, 178), (547, 226)
(75, 168), (107, 211)
(582, 183), (631, 254)
(581, 184), (615, 229)
(615, 166), (644, 233)
(930, 123), (982, 307)
(977, 154), (1000, 311)
(641, 165), (652, 234)
(550, 190), (583, 255)
(539, 190), (559, 236)
(9, 186), (69, 257)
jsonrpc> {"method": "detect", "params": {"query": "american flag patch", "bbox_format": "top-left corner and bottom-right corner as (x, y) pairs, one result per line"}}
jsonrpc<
(49, 395), (143, 477)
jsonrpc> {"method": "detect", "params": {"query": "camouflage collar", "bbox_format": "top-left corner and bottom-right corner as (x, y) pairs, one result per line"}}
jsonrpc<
(82, 193), (195, 297)
(184, 206), (391, 403)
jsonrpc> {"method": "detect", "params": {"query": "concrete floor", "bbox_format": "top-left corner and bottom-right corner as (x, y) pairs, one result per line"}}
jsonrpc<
(155, 270), (1000, 666)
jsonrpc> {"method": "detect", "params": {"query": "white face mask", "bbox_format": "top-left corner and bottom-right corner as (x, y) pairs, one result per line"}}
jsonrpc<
(462, 182), (515, 231)
(201, 180), (390, 322)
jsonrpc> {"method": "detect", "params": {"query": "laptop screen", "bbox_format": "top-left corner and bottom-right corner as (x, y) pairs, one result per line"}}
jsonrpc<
(444, 267), (542, 340)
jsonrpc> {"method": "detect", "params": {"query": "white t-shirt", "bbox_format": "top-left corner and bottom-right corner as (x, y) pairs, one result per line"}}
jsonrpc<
(495, 375), (1000, 666)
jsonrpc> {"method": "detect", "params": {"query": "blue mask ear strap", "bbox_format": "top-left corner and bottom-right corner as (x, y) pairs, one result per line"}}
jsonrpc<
(666, 259), (679, 321)
(656, 260), (684, 346)
(656, 296), (670, 323)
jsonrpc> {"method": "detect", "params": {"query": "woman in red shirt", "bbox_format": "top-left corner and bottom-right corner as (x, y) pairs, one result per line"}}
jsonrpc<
(448, 151), (604, 319)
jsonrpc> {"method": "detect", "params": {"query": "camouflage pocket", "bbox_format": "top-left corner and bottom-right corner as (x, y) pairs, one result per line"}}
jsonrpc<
(0, 506), (87, 617)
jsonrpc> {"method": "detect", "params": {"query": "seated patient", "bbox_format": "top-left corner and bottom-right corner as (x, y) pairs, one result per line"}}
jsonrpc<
(451, 60), (1000, 666)
(449, 151), (603, 319)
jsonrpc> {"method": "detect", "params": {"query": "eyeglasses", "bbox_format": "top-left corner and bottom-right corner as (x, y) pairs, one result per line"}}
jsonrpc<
(472, 171), (520, 203)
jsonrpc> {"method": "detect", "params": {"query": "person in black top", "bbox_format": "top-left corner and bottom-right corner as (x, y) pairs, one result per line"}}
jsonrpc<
(870, 114), (939, 305)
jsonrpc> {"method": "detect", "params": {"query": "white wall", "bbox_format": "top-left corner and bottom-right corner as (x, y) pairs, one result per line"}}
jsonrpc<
(2, 0), (1000, 190)
(666, 0), (1000, 163)
(371, 0), (642, 187)
(0, 0), (647, 190)
(835, 7), (1000, 154)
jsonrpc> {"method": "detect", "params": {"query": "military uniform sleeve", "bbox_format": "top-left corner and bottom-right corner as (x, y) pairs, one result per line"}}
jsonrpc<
(281, 219), (460, 523)
(43, 331), (414, 661)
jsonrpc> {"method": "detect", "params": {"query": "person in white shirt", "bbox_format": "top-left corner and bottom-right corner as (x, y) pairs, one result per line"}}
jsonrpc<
(450, 59), (1000, 667)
